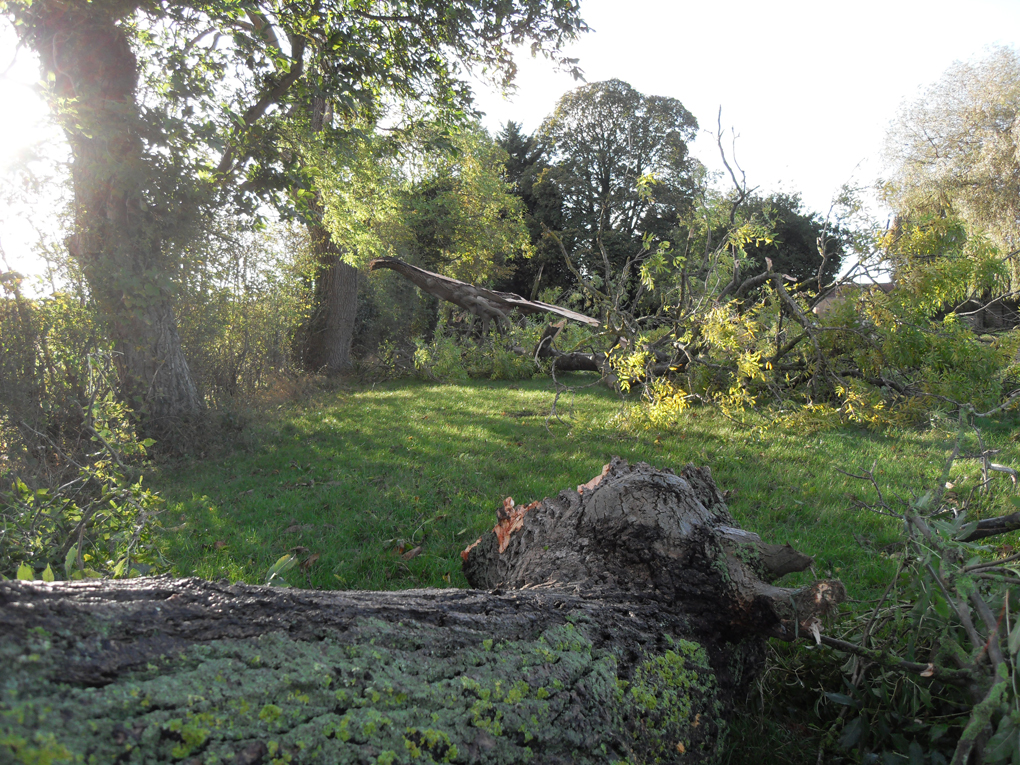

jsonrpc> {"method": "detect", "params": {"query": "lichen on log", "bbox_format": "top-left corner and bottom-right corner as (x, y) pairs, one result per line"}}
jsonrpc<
(0, 459), (843, 764)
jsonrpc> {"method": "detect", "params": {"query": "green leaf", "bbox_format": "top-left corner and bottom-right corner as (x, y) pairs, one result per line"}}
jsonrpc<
(41, 564), (55, 582)
(265, 554), (298, 587)
(957, 521), (978, 540)
(838, 716), (863, 748)
(984, 716), (1019, 762)
(825, 692), (857, 707)
(931, 592), (952, 620)
(1010, 496), (1020, 509)
(16, 563), (34, 581)
(64, 543), (79, 579)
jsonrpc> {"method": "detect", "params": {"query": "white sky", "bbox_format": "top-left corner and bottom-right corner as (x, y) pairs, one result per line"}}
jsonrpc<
(4, 0), (1020, 277)
(472, 0), (1020, 218)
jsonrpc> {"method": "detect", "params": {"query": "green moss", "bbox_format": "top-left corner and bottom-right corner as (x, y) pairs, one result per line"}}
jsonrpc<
(617, 640), (724, 763)
(1, 619), (725, 763)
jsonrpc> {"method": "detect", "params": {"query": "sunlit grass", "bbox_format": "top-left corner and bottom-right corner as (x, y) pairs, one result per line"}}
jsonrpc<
(149, 375), (1020, 765)
(153, 375), (1020, 600)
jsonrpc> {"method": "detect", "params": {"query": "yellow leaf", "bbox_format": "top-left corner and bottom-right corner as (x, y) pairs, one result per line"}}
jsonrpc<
(41, 564), (55, 582)
(16, 563), (34, 581)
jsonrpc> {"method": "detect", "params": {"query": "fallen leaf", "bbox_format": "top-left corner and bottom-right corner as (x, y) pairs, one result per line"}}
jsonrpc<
(214, 540), (227, 550)
(401, 545), (422, 561)
(920, 663), (935, 678)
(289, 546), (310, 554)
(237, 489), (254, 498)
(300, 553), (321, 571)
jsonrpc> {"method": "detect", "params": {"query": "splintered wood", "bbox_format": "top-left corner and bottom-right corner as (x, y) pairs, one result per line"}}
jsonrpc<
(462, 463), (612, 561)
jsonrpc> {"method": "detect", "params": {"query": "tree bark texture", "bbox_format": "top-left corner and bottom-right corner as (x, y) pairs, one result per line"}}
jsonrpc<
(0, 460), (842, 764)
(301, 224), (361, 375)
(13, 0), (203, 432)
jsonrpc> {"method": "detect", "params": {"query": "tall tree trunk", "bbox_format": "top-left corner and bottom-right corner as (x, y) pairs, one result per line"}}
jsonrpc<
(17, 0), (203, 435)
(303, 220), (361, 374)
(300, 95), (360, 375)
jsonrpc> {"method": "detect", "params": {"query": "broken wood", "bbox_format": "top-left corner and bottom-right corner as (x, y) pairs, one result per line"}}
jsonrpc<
(0, 459), (842, 764)
(370, 257), (615, 380)
(369, 256), (601, 332)
(961, 511), (1020, 542)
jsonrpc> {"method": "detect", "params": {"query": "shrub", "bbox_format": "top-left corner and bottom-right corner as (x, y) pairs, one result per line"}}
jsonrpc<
(410, 316), (542, 382)
(1, 352), (164, 580)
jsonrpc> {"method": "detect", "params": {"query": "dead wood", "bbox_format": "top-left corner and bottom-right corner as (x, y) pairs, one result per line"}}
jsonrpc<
(368, 256), (600, 331)
(1, 459), (842, 764)
(462, 458), (841, 646)
(961, 511), (1020, 542)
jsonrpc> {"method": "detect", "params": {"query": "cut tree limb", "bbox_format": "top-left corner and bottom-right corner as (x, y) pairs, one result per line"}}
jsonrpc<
(1, 459), (842, 764)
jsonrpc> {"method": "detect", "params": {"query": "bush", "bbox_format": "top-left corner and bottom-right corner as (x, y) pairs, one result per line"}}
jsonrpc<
(409, 316), (543, 382)
(1, 352), (164, 580)
(175, 222), (311, 408)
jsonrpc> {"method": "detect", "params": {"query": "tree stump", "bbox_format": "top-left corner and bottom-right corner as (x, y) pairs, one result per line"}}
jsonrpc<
(0, 459), (843, 764)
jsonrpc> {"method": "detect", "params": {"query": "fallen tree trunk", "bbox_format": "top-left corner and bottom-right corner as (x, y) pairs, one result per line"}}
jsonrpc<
(369, 259), (616, 381)
(368, 256), (601, 331)
(0, 459), (843, 764)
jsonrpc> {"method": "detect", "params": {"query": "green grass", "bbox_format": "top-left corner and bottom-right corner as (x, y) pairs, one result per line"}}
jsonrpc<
(153, 375), (1020, 598)
(148, 375), (1020, 764)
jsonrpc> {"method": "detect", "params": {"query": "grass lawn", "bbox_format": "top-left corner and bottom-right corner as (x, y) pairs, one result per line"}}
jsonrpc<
(153, 375), (1020, 600)
(147, 375), (1020, 763)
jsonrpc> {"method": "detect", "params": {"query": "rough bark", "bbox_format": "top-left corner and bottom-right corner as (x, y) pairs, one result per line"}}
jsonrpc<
(14, 0), (203, 433)
(0, 460), (842, 764)
(369, 256), (601, 331)
(461, 458), (842, 646)
(301, 223), (361, 374)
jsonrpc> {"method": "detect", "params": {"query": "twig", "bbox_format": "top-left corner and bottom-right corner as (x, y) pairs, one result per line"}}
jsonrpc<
(817, 635), (972, 686)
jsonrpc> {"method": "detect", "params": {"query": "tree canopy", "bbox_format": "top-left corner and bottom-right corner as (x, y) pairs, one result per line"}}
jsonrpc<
(883, 46), (1020, 280)
(537, 79), (701, 273)
(741, 192), (844, 286)
(1, 0), (586, 435)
